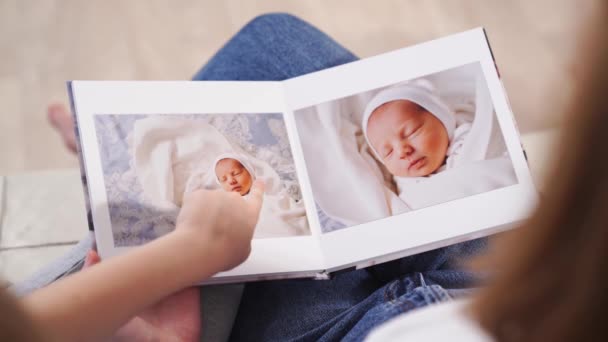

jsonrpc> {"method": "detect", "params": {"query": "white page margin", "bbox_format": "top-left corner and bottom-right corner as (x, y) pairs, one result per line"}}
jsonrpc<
(71, 81), (326, 277)
(283, 28), (538, 270)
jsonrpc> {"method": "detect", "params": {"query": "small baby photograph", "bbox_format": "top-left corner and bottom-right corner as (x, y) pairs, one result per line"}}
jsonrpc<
(93, 113), (311, 247)
(295, 62), (518, 233)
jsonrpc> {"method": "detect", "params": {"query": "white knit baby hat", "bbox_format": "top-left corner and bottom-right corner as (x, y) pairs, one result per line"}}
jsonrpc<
(361, 79), (455, 161)
(213, 152), (257, 185)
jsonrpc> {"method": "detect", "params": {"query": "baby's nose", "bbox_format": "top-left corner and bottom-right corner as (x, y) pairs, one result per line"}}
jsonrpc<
(398, 144), (414, 158)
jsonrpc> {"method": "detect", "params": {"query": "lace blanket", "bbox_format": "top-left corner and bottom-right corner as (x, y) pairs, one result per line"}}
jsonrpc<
(95, 113), (301, 246)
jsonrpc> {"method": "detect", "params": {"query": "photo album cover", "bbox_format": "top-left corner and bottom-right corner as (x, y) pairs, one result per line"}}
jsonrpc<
(69, 28), (537, 284)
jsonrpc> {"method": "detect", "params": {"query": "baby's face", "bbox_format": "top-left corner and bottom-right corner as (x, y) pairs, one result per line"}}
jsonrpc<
(215, 158), (253, 196)
(366, 100), (449, 177)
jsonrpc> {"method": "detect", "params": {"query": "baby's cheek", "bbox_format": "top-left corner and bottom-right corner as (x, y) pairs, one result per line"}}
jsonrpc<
(421, 132), (445, 156)
(240, 175), (251, 189)
(387, 160), (409, 177)
(423, 137), (448, 173)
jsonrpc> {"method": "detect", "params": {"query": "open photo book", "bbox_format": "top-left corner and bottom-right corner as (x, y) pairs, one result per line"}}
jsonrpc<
(69, 28), (537, 284)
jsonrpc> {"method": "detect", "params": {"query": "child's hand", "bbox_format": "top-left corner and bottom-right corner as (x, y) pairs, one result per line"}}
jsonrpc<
(82, 250), (202, 341)
(23, 184), (264, 342)
(175, 180), (265, 273)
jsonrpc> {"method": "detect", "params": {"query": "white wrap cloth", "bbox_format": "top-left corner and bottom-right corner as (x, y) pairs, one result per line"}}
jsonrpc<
(131, 117), (309, 238)
(295, 64), (517, 229)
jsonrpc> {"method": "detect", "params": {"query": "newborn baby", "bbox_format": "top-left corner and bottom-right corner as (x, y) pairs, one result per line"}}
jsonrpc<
(362, 79), (478, 209)
(362, 79), (458, 177)
(212, 152), (310, 238)
(213, 153), (256, 196)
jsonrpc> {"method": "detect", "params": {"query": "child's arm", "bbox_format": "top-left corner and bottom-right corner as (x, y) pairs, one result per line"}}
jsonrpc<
(21, 182), (264, 342)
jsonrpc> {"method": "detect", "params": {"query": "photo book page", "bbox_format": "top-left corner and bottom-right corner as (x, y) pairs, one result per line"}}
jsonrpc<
(70, 28), (537, 284)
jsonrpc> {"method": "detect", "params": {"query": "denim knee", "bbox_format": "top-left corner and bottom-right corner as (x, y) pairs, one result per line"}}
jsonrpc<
(242, 12), (310, 34)
(193, 12), (356, 81)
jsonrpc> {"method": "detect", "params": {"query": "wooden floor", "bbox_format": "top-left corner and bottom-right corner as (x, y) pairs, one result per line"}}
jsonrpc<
(0, 0), (597, 175)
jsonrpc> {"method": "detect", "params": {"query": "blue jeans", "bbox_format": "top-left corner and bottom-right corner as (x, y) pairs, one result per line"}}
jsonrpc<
(194, 13), (486, 342)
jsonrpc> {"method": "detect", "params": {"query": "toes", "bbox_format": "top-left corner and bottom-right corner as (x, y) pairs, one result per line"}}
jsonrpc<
(47, 103), (78, 153)
(83, 250), (101, 268)
(47, 103), (70, 127)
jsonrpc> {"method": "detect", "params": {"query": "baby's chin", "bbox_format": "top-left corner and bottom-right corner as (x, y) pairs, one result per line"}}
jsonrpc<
(223, 186), (251, 196)
(389, 164), (434, 178)
(392, 169), (433, 178)
(239, 186), (252, 196)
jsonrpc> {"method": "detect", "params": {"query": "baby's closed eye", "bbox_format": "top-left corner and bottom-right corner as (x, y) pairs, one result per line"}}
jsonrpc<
(384, 147), (393, 158)
(405, 124), (422, 137)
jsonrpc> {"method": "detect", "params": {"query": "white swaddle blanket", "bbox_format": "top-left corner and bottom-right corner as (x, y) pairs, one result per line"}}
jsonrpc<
(393, 71), (516, 210)
(297, 64), (517, 228)
(296, 98), (410, 228)
(131, 117), (308, 238)
(394, 157), (515, 210)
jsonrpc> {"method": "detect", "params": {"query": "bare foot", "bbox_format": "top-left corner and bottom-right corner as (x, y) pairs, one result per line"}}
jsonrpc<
(47, 103), (77, 154)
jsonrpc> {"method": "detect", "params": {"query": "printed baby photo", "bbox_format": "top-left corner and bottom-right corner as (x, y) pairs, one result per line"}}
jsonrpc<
(294, 62), (518, 233)
(93, 113), (311, 247)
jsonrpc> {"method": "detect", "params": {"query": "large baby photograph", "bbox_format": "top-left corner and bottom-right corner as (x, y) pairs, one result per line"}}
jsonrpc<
(295, 62), (518, 233)
(93, 113), (311, 247)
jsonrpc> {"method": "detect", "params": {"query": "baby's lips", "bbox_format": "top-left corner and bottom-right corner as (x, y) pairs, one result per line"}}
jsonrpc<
(407, 156), (425, 171)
